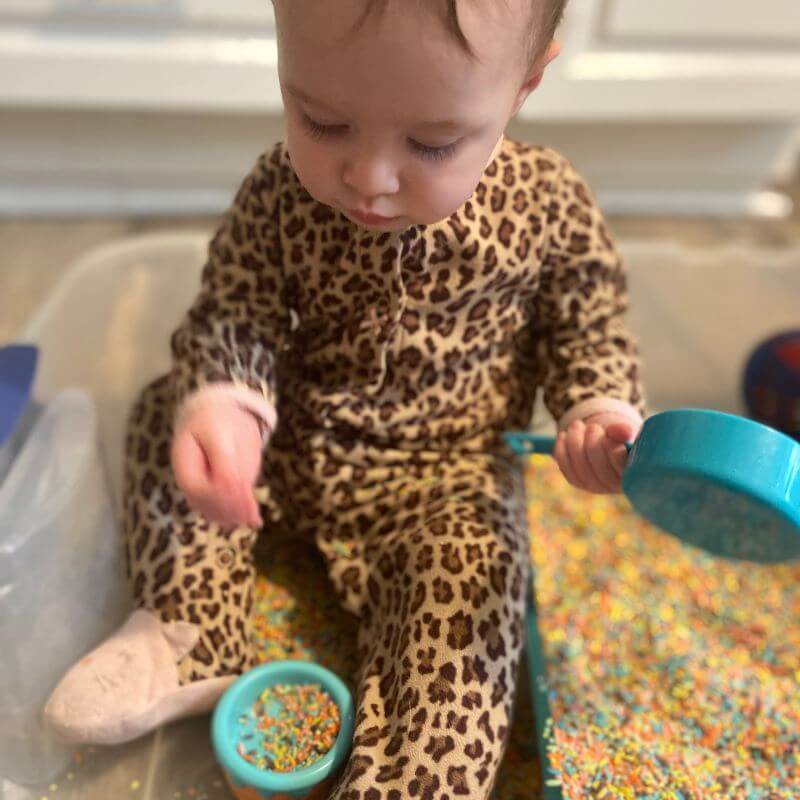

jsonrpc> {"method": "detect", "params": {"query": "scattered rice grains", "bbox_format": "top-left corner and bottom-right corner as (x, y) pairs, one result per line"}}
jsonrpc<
(527, 454), (800, 799)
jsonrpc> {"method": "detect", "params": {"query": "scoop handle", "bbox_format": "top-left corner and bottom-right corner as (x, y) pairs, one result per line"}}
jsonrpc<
(503, 432), (556, 455)
(503, 431), (633, 456)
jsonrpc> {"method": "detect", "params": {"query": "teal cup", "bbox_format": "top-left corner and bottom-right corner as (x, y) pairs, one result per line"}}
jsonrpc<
(211, 661), (355, 800)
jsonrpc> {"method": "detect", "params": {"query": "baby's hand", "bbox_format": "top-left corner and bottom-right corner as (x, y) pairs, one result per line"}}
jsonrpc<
(554, 414), (639, 494)
(171, 401), (263, 529)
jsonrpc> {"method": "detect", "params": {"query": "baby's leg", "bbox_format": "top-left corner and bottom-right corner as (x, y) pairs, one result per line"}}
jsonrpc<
(123, 374), (259, 682)
(325, 460), (529, 800)
(45, 375), (261, 743)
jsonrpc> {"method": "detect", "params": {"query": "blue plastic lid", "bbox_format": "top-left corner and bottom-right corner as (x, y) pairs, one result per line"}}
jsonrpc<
(0, 345), (38, 448)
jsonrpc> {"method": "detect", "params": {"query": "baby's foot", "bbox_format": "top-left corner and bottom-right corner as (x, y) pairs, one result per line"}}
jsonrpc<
(43, 609), (235, 745)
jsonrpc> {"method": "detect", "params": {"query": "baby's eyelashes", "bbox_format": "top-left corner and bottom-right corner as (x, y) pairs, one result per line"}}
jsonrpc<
(409, 139), (461, 162)
(301, 112), (461, 163)
(303, 114), (349, 139)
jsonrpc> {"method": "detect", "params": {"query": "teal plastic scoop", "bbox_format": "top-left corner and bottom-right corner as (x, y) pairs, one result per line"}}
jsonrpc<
(505, 409), (800, 563)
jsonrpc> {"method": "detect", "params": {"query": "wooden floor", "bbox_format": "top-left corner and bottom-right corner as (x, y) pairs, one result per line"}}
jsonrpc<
(1, 176), (799, 342)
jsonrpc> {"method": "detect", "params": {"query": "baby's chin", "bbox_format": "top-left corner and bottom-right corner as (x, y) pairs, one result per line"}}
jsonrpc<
(341, 205), (464, 231)
(311, 189), (461, 231)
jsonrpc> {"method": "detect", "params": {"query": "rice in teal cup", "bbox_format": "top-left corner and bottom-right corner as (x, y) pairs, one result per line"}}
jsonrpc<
(211, 661), (355, 800)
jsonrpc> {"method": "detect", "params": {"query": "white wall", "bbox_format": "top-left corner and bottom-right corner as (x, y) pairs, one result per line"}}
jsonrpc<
(1, 0), (799, 217)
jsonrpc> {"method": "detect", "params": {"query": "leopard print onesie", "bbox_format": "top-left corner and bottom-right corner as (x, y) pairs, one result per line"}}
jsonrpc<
(123, 137), (643, 799)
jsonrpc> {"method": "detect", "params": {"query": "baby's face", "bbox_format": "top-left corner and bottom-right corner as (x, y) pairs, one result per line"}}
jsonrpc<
(274, 0), (555, 231)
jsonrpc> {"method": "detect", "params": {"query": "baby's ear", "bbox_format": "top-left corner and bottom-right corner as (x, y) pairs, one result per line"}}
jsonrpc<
(511, 40), (562, 115)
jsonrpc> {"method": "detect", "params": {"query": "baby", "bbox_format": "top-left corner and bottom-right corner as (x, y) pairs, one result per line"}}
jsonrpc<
(45, 0), (644, 797)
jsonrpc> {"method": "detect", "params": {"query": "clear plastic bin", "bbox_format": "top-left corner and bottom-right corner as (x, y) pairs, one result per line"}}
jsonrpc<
(20, 233), (208, 506)
(1, 233), (213, 799)
(5, 232), (798, 800)
(0, 389), (130, 785)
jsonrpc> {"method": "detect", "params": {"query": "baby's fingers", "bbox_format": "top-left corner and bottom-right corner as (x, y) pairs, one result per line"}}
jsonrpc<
(554, 431), (581, 489)
(564, 421), (607, 493)
(585, 424), (621, 493)
(245, 493), (263, 530)
(171, 434), (242, 526)
(210, 464), (259, 528)
(609, 443), (629, 477)
(171, 430), (212, 501)
(605, 421), (635, 444)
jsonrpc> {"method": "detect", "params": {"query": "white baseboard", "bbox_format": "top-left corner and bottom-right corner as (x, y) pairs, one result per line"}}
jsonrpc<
(0, 187), (232, 218)
(1, 109), (797, 219)
(3, 185), (792, 220)
(599, 190), (792, 219)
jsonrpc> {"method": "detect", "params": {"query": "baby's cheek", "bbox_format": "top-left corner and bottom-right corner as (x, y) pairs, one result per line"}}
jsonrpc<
(285, 132), (334, 205)
(411, 168), (481, 225)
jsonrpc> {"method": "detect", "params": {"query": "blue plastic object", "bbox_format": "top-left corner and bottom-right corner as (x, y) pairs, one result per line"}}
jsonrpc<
(0, 345), (38, 447)
(211, 661), (355, 799)
(505, 408), (800, 563)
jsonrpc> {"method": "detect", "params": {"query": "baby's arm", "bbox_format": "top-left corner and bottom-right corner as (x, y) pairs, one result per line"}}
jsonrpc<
(169, 147), (290, 525)
(533, 154), (644, 493)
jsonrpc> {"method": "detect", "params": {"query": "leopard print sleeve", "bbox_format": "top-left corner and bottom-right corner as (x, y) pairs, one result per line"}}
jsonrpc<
(169, 144), (290, 427)
(532, 152), (645, 423)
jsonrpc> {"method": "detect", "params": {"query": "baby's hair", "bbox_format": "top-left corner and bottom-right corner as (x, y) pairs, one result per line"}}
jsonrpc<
(357, 0), (568, 63)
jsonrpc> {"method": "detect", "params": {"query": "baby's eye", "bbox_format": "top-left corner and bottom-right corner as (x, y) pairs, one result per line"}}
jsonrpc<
(303, 114), (349, 139)
(409, 139), (460, 162)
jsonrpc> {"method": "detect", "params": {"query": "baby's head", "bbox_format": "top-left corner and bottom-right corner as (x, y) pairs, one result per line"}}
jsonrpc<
(273, 0), (564, 230)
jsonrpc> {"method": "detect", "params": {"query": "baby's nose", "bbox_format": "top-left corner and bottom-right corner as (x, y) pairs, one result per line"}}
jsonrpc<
(342, 155), (400, 200)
